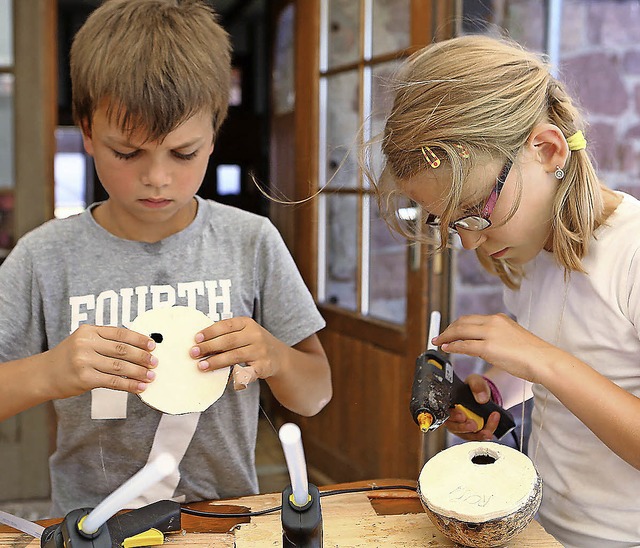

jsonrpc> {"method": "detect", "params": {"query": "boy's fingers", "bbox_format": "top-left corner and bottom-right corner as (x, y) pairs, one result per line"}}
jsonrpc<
(92, 334), (157, 369)
(193, 333), (246, 358)
(100, 325), (156, 351)
(93, 354), (156, 384)
(198, 317), (247, 340)
(98, 371), (151, 394)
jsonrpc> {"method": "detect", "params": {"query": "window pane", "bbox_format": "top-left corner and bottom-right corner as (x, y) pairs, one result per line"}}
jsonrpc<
(0, 73), (14, 189)
(371, 0), (411, 58)
(368, 59), (406, 323)
(272, 4), (295, 115)
(54, 127), (90, 219)
(369, 199), (406, 323)
(327, 0), (360, 69)
(501, 0), (546, 51)
(324, 70), (360, 189)
(366, 60), (401, 187)
(459, 0), (545, 52)
(216, 164), (242, 196)
(324, 193), (358, 310)
(0, 0), (12, 67)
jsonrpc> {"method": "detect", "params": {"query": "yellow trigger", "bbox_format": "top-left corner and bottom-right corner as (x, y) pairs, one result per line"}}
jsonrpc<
(453, 404), (484, 432)
(122, 528), (164, 548)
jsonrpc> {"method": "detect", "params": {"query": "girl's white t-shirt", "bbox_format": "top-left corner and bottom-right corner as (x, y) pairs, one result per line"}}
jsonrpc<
(504, 192), (640, 548)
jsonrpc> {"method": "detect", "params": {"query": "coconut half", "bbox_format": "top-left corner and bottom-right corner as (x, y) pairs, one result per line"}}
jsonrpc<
(418, 441), (542, 547)
(129, 306), (231, 414)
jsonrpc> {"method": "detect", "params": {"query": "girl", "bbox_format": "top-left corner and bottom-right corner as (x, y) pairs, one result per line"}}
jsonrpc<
(367, 35), (640, 547)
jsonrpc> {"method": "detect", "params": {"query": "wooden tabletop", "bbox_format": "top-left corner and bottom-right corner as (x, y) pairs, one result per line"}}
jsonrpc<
(0, 479), (561, 547)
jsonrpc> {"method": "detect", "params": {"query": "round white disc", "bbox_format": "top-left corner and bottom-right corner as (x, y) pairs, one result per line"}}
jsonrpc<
(129, 306), (230, 414)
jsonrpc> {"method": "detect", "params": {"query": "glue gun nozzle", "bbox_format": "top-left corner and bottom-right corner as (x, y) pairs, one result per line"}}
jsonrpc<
(417, 412), (433, 432)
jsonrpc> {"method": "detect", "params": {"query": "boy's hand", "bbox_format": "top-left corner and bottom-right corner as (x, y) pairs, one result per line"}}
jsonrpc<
(46, 324), (158, 398)
(190, 317), (285, 388)
(443, 374), (501, 441)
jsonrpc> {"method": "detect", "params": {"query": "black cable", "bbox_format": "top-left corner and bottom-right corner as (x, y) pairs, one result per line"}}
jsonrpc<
(181, 504), (279, 518)
(319, 484), (417, 498)
(180, 484), (418, 519)
(510, 429), (521, 450)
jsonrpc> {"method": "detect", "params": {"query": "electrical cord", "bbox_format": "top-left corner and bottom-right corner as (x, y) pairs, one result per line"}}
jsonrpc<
(180, 484), (418, 519)
(510, 429), (521, 450)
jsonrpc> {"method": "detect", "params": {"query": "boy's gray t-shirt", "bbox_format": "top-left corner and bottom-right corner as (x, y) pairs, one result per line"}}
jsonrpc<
(0, 197), (325, 516)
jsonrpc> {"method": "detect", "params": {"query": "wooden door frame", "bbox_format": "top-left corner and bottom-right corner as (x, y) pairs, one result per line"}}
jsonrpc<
(290, 0), (320, 294)
(14, 0), (57, 238)
(0, 0), (57, 502)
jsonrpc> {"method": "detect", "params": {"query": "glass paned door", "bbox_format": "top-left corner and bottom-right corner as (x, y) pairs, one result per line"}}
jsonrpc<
(326, 0), (360, 69)
(372, 0), (411, 57)
(0, 0), (12, 66)
(318, 0), (410, 324)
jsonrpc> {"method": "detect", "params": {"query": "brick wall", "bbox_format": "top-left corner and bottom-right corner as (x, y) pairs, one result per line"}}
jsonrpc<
(562, 0), (640, 195)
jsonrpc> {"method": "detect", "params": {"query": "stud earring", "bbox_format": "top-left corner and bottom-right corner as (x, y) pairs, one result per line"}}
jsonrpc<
(554, 166), (565, 179)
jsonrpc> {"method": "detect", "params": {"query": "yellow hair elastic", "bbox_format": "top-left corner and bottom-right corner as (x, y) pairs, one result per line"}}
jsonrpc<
(567, 130), (587, 151)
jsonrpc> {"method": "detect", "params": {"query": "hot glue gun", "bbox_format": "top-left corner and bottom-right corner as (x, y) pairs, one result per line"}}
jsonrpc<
(41, 454), (181, 548)
(409, 312), (515, 439)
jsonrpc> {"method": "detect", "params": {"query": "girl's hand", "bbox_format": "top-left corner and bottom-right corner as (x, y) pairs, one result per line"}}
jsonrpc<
(443, 374), (501, 441)
(190, 317), (285, 387)
(432, 313), (557, 384)
(45, 324), (158, 398)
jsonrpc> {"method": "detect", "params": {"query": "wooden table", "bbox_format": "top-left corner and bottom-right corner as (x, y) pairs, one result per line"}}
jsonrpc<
(0, 479), (561, 547)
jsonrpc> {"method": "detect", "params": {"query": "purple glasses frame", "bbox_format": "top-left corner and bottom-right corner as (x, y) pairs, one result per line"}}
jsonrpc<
(425, 158), (513, 232)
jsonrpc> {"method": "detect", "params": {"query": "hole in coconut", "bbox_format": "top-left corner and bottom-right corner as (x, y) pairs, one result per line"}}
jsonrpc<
(150, 333), (164, 344)
(470, 447), (499, 465)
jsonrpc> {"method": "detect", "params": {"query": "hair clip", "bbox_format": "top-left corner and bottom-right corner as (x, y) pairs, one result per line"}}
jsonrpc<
(421, 146), (441, 168)
(567, 130), (587, 151)
(454, 144), (470, 158)
(421, 144), (471, 168)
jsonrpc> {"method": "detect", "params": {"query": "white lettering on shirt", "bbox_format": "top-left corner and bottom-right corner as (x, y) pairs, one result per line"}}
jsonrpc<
(68, 279), (233, 332)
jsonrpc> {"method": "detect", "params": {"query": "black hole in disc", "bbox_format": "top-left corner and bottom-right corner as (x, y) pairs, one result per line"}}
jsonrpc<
(150, 333), (163, 343)
(472, 454), (496, 465)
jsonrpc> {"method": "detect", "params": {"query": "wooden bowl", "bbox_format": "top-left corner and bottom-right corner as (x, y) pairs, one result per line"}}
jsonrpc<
(418, 441), (542, 547)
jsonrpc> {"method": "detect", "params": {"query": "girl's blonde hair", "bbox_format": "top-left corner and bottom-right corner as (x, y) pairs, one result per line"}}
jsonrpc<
(70, 0), (231, 141)
(366, 35), (604, 288)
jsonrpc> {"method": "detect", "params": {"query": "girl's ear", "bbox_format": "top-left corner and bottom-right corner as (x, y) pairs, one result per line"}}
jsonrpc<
(528, 123), (569, 174)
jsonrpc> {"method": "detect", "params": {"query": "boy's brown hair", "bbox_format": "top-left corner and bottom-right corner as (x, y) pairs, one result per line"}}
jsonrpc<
(70, 0), (231, 141)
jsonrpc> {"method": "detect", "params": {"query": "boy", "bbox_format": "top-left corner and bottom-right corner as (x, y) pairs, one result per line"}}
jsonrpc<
(0, 0), (331, 517)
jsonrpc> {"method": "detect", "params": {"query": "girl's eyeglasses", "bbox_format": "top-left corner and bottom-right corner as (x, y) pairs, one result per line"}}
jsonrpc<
(425, 158), (513, 232)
